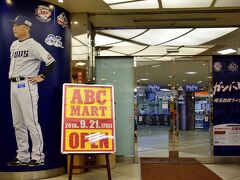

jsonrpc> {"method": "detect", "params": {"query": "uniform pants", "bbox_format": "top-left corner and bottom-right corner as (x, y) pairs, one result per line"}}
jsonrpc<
(10, 80), (44, 162)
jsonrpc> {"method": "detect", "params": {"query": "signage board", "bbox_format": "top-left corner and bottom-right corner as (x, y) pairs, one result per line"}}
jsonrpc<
(147, 84), (161, 92)
(185, 84), (199, 92)
(61, 84), (115, 154)
(213, 55), (240, 156)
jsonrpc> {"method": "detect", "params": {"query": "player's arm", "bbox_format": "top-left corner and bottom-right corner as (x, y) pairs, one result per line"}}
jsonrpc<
(29, 42), (56, 84)
(29, 61), (56, 83)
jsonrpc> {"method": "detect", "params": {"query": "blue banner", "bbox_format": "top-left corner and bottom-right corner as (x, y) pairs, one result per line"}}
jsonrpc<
(0, 0), (70, 172)
(213, 55), (240, 156)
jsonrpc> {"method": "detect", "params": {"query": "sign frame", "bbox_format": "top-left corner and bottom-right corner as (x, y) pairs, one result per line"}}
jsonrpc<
(61, 83), (115, 154)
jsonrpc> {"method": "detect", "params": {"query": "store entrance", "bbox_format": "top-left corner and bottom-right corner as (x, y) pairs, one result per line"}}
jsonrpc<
(135, 57), (212, 162)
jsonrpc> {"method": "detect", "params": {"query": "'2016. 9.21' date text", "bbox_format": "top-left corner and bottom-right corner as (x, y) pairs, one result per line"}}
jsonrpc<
(65, 120), (112, 129)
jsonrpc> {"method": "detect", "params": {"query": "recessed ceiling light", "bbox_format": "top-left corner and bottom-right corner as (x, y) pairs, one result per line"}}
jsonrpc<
(151, 65), (162, 68)
(75, 62), (86, 66)
(49, 5), (54, 10)
(139, 78), (149, 81)
(217, 48), (237, 55)
(6, 0), (13, 5)
(73, 21), (78, 25)
(203, 63), (206, 66)
(58, 0), (64, 3)
(185, 71), (197, 75)
(108, 0), (159, 9)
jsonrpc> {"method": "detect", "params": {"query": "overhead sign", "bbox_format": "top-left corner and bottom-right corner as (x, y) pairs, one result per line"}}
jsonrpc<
(185, 84), (199, 92)
(147, 84), (160, 92)
(61, 84), (115, 154)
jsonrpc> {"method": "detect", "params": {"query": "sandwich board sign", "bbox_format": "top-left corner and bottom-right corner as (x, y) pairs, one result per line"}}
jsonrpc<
(61, 84), (115, 154)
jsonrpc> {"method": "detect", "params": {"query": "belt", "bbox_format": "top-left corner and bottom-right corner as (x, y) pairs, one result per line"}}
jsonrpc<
(10, 77), (26, 82)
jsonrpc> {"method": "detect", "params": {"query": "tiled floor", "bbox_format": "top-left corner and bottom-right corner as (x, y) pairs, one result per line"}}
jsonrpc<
(44, 125), (240, 180)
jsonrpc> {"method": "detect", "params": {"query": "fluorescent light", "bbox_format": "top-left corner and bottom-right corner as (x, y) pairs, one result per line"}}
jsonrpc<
(100, 29), (147, 39)
(151, 65), (162, 68)
(132, 29), (192, 46)
(95, 34), (120, 46)
(110, 0), (159, 9)
(75, 62), (86, 66)
(103, 0), (132, 3)
(162, 0), (212, 8)
(139, 78), (149, 81)
(215, 0), (240, 7)
(217, 48), (237, 55)
(161, 89), (171, 92)
(163, 28), (237, 46)
(185, 71), (197, 75)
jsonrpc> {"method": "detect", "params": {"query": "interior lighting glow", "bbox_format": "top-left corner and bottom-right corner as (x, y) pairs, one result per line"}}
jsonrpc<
(162, 0), (212, 8)
(6, 0), (13, 5)
(217, 48), (237, 55)
(139, 78), (149, 81)
(109, 0), (159, 9)
(185, 71), (197, 75)
(215, 0), (240, 7)
(75, 62), (86, 66)
(58, 0), (64, 3)
(151, 65), (162, 68)
(163, 28), (237, 46)
(103, 0), (132, 4)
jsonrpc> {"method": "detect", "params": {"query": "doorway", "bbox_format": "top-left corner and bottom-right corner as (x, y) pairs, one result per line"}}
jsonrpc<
(135, 57), (212, 163)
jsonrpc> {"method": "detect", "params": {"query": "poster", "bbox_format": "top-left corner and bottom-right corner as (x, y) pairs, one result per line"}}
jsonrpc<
(213, 55), (240, 156)
(0, 0), (70, 171)
(61, 84), (115, 153)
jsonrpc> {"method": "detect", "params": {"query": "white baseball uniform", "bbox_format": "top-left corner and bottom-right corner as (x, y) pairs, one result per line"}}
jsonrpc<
(9, 38), (55, 163)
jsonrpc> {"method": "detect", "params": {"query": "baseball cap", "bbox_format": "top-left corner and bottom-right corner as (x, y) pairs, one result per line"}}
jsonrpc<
(10, 15), (32, 27)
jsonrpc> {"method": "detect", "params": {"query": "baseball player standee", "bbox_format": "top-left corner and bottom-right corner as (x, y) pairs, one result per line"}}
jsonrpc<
(7, 15), (55, 166)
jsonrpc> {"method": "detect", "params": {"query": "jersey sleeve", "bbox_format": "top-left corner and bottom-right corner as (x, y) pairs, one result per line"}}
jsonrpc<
(33, 42), (56, 66)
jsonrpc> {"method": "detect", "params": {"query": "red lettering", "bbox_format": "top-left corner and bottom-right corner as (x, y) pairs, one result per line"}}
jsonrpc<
(91, 106), (99, 116)
(91, 141), (98, 148)
(99, 106), (107, 116)
(84, 90), (95, 104)
(80, 133), (89, 148)
(69, 132), (79, 149)
(70, 106), (80, 116)
(100, 133), (109, 148)
(96, 90), (107, 105)
(71, 89), (83, 104)
(82, 106), (90, 116)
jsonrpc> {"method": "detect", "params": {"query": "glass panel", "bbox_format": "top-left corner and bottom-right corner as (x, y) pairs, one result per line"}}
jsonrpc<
(96, 57), (135, 156)
(135, 60), (171, 157)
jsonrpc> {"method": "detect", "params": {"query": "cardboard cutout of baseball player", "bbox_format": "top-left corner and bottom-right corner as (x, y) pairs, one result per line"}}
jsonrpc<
(7, 15), (56, 166)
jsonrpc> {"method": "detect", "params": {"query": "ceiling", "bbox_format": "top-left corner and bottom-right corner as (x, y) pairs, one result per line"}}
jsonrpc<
(45, 0), (240, 89)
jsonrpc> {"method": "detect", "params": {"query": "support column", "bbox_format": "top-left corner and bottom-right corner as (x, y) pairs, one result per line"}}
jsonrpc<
(87, 15), (96, 83)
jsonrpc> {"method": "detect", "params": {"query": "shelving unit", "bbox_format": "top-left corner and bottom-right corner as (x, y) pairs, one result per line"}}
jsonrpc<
(195, 109), (205, 129)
